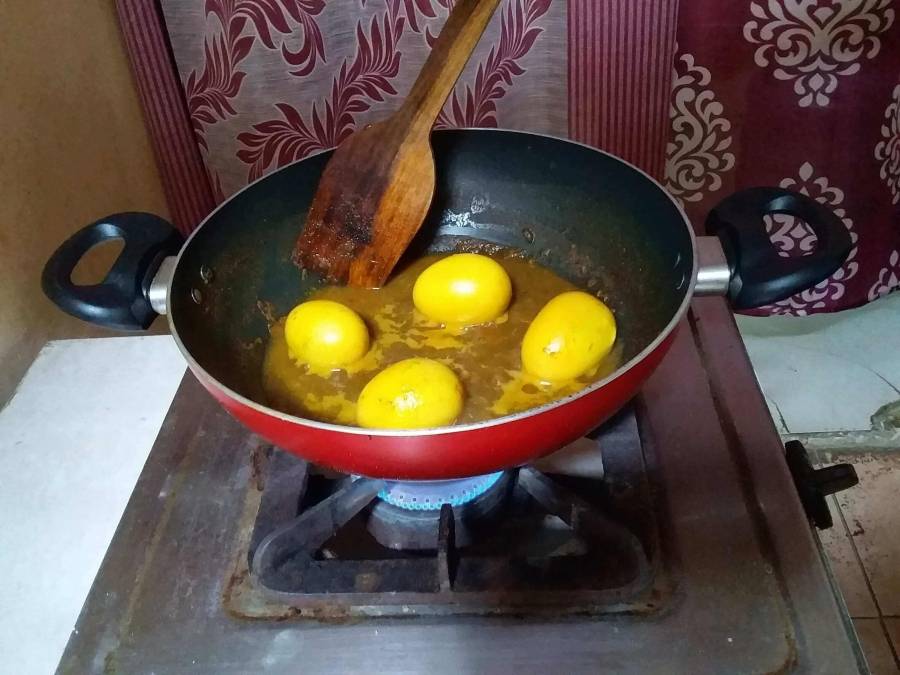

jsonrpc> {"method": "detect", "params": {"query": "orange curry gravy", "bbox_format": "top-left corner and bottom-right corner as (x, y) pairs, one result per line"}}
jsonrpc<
(262, 251), (623, 426)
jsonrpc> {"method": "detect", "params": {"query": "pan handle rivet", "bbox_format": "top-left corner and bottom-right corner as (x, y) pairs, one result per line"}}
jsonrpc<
(521, 228), (534, 244)
(191, 288), (203, 304)
(200, 265), (214, 283)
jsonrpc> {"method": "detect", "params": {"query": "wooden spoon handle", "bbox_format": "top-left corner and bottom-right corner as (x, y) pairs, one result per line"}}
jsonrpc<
(401, 0), (504, 136)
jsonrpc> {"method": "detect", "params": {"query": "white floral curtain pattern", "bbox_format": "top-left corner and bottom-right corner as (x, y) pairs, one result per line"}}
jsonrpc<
(665, 0), (900, 313)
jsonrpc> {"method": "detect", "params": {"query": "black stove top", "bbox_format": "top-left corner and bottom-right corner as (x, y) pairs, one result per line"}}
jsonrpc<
(57, 300), (866, 674)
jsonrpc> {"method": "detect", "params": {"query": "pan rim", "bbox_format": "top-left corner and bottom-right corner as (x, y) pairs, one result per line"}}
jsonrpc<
(167, 127), (698, 437)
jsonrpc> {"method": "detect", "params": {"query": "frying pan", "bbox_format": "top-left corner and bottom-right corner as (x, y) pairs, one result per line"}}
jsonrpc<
(43, 130), (851, 479)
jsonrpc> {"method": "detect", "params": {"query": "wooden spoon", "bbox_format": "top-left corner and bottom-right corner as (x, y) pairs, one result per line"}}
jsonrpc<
(292, 0), (503, 287)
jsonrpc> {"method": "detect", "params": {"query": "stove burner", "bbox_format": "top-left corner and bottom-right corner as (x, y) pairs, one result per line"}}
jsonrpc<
(241, 408), (659, 617)
(368, 471), (512, 549)
(377, 472), (505, 509)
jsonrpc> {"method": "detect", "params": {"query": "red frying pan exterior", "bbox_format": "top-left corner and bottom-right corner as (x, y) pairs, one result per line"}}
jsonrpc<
(197, 332), (673, 480)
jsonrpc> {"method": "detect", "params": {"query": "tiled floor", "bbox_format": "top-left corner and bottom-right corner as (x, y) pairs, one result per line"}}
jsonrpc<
(855, 618), (899, 675)
(816, 451), (900, 673)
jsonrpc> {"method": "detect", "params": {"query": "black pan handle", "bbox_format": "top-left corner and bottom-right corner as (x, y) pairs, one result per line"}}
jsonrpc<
(42, 213), (183, 330)
(705, 187), (852, 309)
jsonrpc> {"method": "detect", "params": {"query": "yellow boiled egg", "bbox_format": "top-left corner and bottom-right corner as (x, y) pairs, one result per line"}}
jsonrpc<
(521, 291), (617, 383)
(412, 253), (512, 326)
(284, 300), (369, 370)
(357, 358), (464, 429)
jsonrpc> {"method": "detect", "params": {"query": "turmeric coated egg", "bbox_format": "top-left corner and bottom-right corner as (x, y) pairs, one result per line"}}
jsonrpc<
(412, 253), (512, 326)
(283, 300), (370, 370)
(356, 358), (464, 429)
(521, 291), (617, 383)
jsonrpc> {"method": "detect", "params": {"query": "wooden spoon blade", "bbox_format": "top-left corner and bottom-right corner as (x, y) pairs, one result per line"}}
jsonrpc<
(293, 0), (502, 288)
(292, 124), (435, 288)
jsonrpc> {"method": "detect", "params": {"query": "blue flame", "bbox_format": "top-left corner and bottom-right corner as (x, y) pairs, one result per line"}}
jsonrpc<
(378, 472), (505, 510)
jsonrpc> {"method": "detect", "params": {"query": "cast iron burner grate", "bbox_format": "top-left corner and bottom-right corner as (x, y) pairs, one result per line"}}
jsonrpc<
(232, 407), (664, 618)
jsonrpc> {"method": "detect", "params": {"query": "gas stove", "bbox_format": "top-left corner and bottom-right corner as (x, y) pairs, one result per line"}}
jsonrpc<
(235, 407), (657, 619)
(57, 300), (866, 674)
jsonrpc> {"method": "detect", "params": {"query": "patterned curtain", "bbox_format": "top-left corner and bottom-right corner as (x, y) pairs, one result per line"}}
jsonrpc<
(146, 0), (899, 313)
(667, 1), (900, 313)
(158, 0), (677, 192)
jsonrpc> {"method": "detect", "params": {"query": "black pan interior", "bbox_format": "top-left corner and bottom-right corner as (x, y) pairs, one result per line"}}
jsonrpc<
(170, 130), (694, 405)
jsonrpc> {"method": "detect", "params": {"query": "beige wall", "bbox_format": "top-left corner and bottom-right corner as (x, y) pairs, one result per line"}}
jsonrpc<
(1, 1), (170, 405)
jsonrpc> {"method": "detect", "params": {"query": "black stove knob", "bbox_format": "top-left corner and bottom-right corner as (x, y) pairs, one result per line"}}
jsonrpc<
(784, 440), (858, 530)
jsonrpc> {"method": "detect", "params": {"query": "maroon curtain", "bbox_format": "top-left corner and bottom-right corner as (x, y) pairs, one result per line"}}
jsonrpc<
(121, 0), (900, 312)
(669, 1), (900, 313)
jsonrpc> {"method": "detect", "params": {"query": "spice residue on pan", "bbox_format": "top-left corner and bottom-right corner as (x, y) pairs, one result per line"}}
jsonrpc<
(262, 251), (623, 426)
